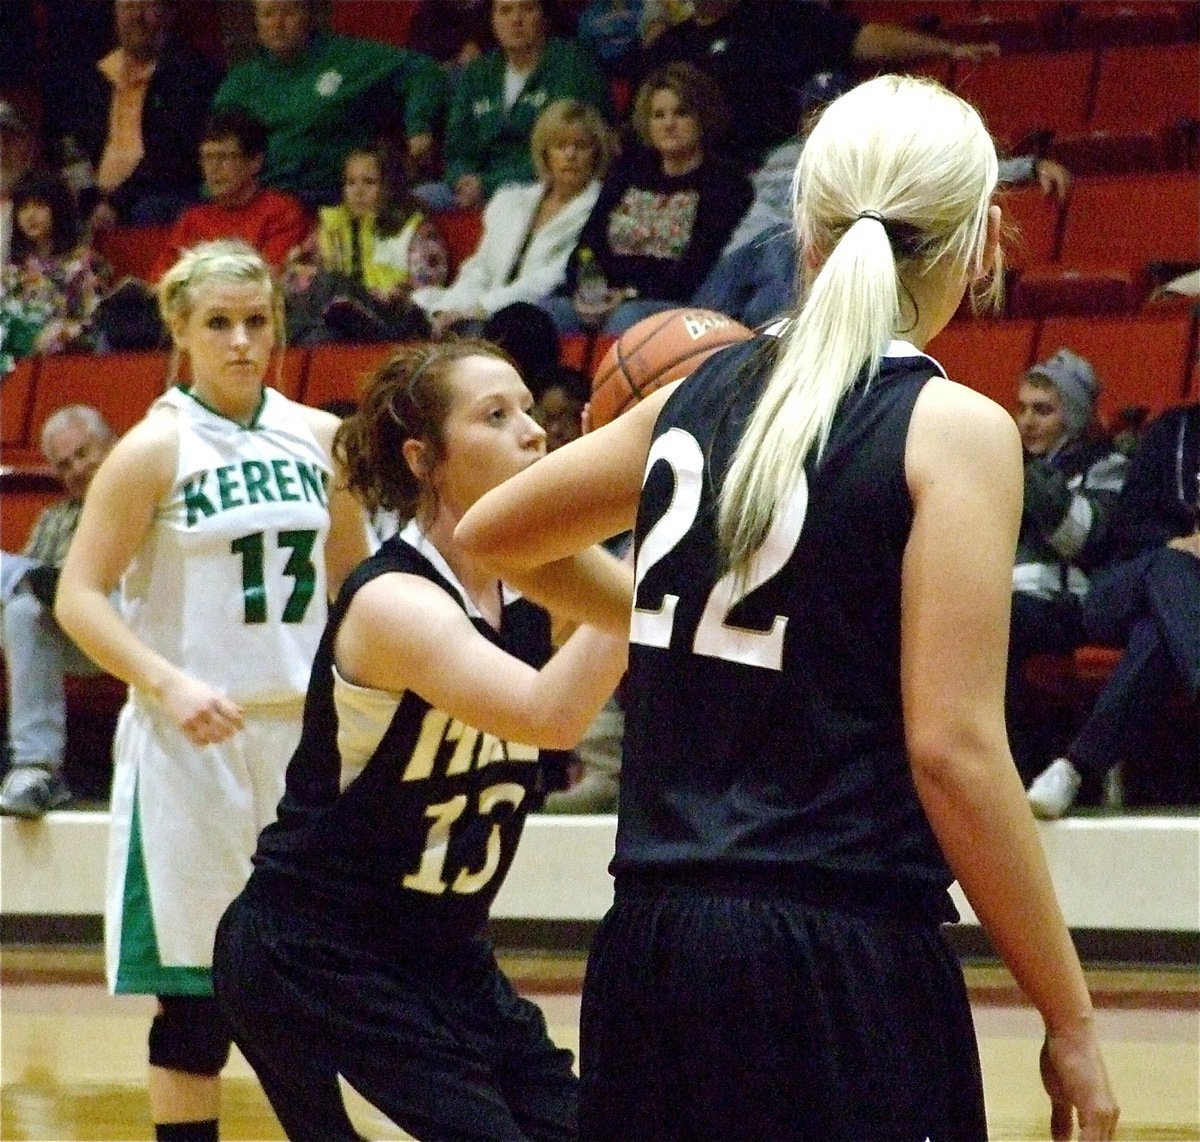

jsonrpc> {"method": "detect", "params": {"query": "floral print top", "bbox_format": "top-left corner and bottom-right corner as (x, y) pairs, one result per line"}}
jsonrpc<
(1, 247), (113, 359)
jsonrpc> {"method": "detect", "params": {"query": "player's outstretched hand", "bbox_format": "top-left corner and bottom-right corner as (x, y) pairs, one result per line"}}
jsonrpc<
(1040, 1025), (1119, 1141)
(161, 672), (245, 746)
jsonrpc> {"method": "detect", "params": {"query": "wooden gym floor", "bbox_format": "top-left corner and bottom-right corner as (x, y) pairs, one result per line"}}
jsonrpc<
(1, 947), (1196, 1141)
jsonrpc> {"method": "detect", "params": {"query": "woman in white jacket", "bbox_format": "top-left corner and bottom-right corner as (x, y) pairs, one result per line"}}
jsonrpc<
(413, 99), (613, 335)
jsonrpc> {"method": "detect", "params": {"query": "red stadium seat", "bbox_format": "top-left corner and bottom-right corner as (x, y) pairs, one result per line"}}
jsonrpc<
(434, 208), (485, 275)
(27, 352), (168, 447)
(1008, 266), (1139, 318)
(847, 2), (976, 30)
(938, 7), (1059, 53)
(0, 467), (62, 557)
(329, 0), (416, 46)
(302, 343), (394, 409)
(1, 356), (38, 453)
(558, 334), (593, 374)
(953, 50), (1096, 150)
(925, 318), (1040, 407)
(1012, 171), (1200, 314)
(1033, 311), (1194, 424)
(1062, 171), (1199, 266)
(1047, 43), (1200, 172)
(998, 184), (1062, 271)
(94, 224), (173, 283)
(1062, 1), (1192, 49)
(271, 347), (310, 402)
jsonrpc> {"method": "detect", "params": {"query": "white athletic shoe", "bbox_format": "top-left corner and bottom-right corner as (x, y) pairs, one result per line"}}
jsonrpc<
(1027, 757), (1082, 820)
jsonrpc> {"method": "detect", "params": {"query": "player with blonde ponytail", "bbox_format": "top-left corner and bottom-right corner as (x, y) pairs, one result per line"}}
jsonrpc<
(458, 75), (1118, 1140)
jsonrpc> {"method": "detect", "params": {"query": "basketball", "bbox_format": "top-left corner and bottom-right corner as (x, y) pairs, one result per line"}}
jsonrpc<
(589, 308), (754, 428)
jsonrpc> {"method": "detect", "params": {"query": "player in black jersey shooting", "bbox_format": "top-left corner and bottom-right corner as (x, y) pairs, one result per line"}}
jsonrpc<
(213, 339), (629, 1141)
(460, 75), (1118, 1142)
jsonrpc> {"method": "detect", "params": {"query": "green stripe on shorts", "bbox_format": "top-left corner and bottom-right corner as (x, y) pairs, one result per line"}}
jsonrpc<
(113, 778), (213, 997)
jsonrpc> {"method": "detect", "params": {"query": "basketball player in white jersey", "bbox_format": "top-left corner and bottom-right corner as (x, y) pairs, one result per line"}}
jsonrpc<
(56, 239), (372, 1142)
(459, 77), (1118, 1141)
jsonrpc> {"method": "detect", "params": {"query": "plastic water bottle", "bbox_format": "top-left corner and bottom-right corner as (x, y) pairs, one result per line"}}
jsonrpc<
(575, 247), (608, 327)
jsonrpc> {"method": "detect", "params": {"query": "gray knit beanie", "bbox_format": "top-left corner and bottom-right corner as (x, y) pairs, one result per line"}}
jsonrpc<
(1028, 348), (1100, 438)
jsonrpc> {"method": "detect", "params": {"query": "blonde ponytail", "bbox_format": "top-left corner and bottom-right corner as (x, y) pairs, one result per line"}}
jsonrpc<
(717, 75), (1000, 576)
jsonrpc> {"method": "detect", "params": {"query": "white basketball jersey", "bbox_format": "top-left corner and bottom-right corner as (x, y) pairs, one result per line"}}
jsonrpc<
(123, 386), (332, 706)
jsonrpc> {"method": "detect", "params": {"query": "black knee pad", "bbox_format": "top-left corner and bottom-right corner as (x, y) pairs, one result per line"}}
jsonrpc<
(149, 996), (232, 1076)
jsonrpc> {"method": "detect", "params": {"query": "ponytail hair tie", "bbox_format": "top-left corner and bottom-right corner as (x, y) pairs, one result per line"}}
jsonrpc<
(856, 210), (886, 224)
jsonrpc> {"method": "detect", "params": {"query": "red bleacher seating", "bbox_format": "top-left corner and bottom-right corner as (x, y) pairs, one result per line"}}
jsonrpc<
(271, 347), (311, 402)
(21, 353), (168, 468)
(998, 184), (1062, 271)
(939, 6), (1059, 52)
(302, 342), (395, 409)
(0, 467), (61, 554)
(1, 357), (38, 450)
(1047, 42), (1200, 172)
(926, 318), (1040, 407)
(1033, 311), (1195, 422)
(953, 50), (1096, 149)
(94, 224), (173, 283)
(435, 208), (485, 275)
(1062, 171), (1199, 266)
(848, 2), (978, 29)
(329, 0), (417, 47)
(1062, 1), (1193, 48)
(1009, 171), (1200, 316)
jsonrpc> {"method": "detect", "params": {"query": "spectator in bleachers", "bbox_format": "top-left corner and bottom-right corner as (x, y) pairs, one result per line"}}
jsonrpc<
(413, 99), (613, 336)
(213, 0), (449, 209)
(1028, 401), (1200, 818)
(283, 144), (447, 344)
(692, 70), (1073, 329)
(1, 169), (112, 362)
(542, 61), (751, 336)
(0, 100), (37, 270)
(93, 108), (311, 353)
(151, 109), (311, 280)
(0, 405), (116, 819)
(638, 0), (998, 172)
(54, 0), (222, 232)
(1007, 350), (1128, 780)
(418, 0), (613, 211)
(1027, 400), (1200, 820)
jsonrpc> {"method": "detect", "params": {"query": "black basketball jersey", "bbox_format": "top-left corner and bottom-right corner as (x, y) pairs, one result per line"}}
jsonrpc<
(617, 333), (958, 917)
(251, 523), (553, 950)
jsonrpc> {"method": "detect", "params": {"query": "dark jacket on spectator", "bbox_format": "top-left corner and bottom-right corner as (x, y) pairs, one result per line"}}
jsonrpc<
(64, 38), (222, 218)
(565, 145), (752, 303)
(1110, 403), (1200, 559)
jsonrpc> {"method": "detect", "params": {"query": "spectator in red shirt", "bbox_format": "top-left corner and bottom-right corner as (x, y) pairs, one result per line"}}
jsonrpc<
(94, 109), (312, 352)
(151, 109), (311, 281)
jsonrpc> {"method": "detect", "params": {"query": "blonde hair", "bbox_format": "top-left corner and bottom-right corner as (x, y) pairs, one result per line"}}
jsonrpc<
(531, 99), (614, 184)
(157, 239), (285, 386)
(717, 75), (1002, 575)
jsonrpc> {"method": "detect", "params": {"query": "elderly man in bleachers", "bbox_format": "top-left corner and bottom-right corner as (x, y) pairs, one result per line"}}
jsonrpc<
(1, 406), (115, 818)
